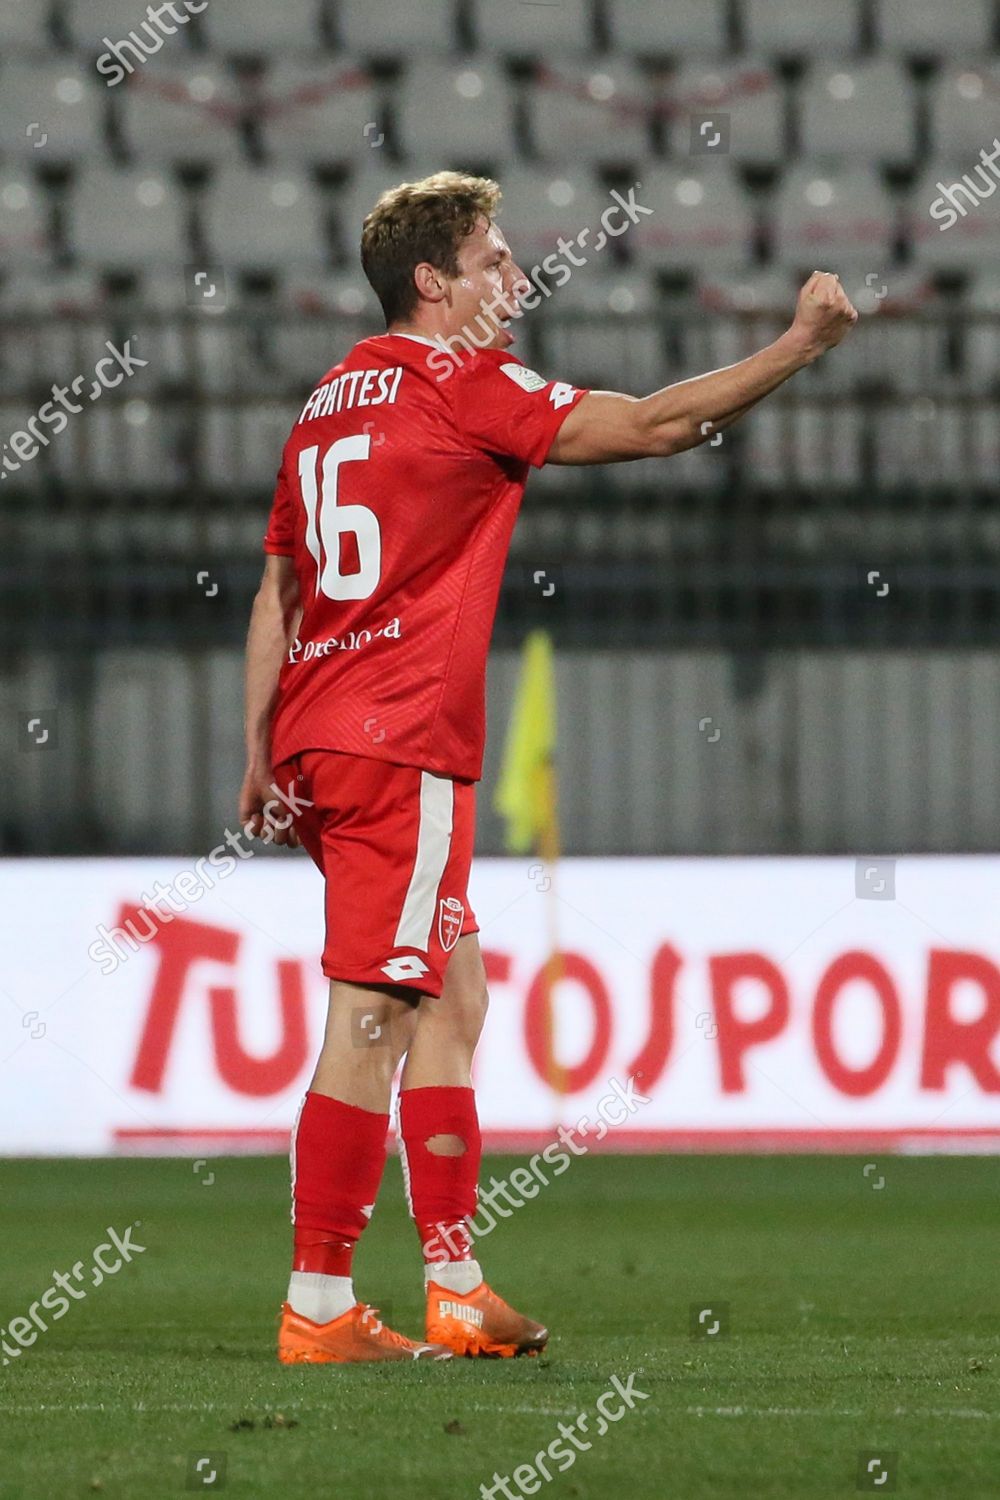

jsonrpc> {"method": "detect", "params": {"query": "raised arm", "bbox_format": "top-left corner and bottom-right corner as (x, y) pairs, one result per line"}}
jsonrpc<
(547, 270), (858, 465)
(239, 552), (302, 843)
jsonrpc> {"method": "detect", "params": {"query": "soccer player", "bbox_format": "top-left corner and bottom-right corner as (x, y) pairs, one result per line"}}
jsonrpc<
(240, 171), (857, 1363)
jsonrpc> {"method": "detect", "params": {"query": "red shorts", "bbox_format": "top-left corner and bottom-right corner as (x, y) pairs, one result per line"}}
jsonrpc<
(273, 750), (478, 998)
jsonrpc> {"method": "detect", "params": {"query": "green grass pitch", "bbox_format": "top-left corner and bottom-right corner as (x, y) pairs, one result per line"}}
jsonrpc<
(1, 1154), (998, 1498)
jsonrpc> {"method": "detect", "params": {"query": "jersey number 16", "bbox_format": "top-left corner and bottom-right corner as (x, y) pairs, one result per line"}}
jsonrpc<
(297, 435), (382, 601)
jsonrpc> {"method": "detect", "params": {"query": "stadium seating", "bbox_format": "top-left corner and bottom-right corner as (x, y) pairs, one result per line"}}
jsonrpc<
(928, 64), (1000, 160)
(394, 58), (518, 163)
(0, 3), (990, 280)
(48, 400), (190, 491)
(798, 60), (916, 166)
(697, 267), (795, 363)
(770, 166), (897, 271)
(605, 0), (730, 58)
(741, 0), (864, 56)
(745, 401), (864, 484)
(200, 0), (327, 56)
(534, 270), (666, 394)
(336, 0), (459, 57)
(874, 0), (996, 56)
(527, 62), (654, 164)
(872, 402), (993, 485)
(272, 272), (378, 385)
(0, 60), (106, 162)
(119, 62), (244, 164)
(202, 400), (309, 489)
(65, 0), (191, 53)
(0, 0), (994, 499)
(908, 160), (1000, 268)
(336, 163), (447, 260)
(0, 0), (53, 49)
(0, 404), (47, 487)
(965, 271), (1000, 386)
(626, 164), (757, 271)
(68, 167), (189, 268)
(483, 165), (609, 263)
(661, 59), (785, 164)
(0, 173), (49, 267)
(0, 269), (115, 389)
(256, 60), (381, 164)
(201, 165), (329, 269)
(470, 0), (597, 58)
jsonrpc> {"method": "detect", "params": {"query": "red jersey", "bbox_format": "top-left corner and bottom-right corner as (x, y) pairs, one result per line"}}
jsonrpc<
(263, 333), (587, 782)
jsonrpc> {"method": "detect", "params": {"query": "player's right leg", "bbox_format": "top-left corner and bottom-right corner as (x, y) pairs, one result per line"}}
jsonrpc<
(271, 749), (464, 1363)
(280, 977), (455, 1362)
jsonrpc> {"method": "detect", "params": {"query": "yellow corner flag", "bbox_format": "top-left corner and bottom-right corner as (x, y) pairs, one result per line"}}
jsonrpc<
(494, 631), (566, 1094)
(493, 630), (559, 858)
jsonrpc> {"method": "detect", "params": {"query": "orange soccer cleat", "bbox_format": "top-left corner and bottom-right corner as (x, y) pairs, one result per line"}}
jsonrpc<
(425, 1280), (549, 1359)
(278, 1301), (453, 1364)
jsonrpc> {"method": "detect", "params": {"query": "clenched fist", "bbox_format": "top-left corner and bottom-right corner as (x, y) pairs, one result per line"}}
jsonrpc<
(790, 270), (859, 358)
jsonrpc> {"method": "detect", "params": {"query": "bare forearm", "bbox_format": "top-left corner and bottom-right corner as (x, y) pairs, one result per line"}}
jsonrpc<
(547, 273), (857, 465)
(639, 329), (818, 456)
(244, 582), (300, 765)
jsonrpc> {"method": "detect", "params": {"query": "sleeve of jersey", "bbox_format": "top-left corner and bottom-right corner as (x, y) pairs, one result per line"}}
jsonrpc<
(263, 466), (296, 556)
(450, 356), (589, 469)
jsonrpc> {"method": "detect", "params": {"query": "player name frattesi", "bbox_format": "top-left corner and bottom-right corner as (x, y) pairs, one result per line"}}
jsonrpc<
(297, 366), (405, 425)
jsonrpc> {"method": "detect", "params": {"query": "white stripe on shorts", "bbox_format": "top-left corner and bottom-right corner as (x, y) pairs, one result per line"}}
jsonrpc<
(393, 771), (454, 951)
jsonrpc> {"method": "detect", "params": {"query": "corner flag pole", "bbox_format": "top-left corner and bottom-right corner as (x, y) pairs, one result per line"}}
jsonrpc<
(536, 741), (567, 1099)
(493, 630), (568, 1097)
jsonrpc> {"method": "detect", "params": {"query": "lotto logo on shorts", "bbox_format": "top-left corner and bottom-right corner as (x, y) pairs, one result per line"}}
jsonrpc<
(380, 955), (430, 982)
(438, 897), (464, 953)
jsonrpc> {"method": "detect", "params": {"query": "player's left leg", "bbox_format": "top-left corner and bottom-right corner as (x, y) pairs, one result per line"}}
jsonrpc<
(398, 934), (549, 1358)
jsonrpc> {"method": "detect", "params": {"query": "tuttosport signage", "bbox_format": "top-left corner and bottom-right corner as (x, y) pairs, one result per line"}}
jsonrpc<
(2, 857), (999, 1155)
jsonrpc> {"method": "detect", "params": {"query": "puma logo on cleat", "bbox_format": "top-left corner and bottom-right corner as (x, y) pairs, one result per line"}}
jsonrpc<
(439, 1300), (484, 1327)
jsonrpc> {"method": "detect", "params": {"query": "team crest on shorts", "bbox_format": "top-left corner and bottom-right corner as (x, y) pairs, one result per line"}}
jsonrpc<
(438, 896), (464, 952)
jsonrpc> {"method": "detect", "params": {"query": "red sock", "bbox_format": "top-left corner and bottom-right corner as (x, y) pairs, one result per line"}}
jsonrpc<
(397, 1086), (482, 1265)
(291, 1092), (389, 1276)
